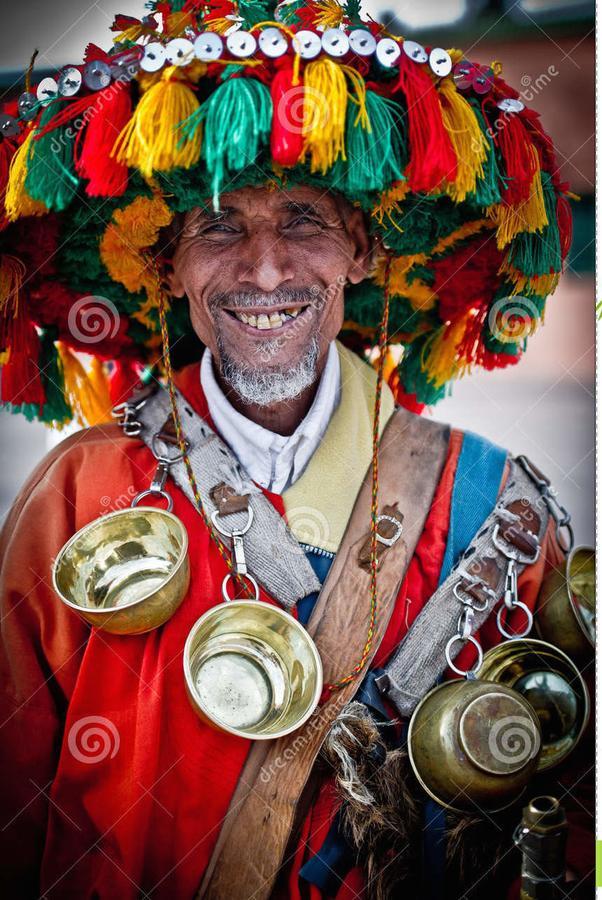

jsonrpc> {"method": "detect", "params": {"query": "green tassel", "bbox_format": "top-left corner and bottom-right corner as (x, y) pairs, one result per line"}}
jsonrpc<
(377, 194), (477, 256)
(398, 338), (448, 405)
(505, 172), (561, 277)
(345, 0), (364, 25)
(39, 330), (73, 424)
(274, 0), (307, 24)
(344, 281), (428, 336)
(179, 78), (272, 209)
(337, 91), (407, 194)
(24, 104), (79, 211)
(469, 103), (503, 207)
(238, 0), (273, 27)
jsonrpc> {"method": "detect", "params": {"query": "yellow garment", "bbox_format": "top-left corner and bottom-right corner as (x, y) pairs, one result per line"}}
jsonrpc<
(282, 340), (395, 554)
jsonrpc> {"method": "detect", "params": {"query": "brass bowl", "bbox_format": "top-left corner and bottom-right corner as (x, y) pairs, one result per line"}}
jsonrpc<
(535, 546), (595, 664)
(52, 507), (190, 634)
(479, 639), (589, 771)
(184, 600), (323, 740)
(408, 680), (541, 813)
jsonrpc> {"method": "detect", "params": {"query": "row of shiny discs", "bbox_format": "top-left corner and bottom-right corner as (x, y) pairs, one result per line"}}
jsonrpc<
(0, 26), (525, 139)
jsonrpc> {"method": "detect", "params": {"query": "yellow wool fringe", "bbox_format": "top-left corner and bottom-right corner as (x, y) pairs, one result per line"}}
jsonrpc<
(371, 180), (411, 229)
(432, 218), (493, 256)
(491, 150), (549, 248)
(100, 193), (173, 328)
(437, 78), (488, 202)
(421, 309), (475, 387)
(341, 64), (370, 130)
(111, 67), (202, 178)
(498, 259), (560, 297)
(302, 59), (347, 173)
(4, 128), (47, 221)
(313, 0), (345, 29)
(56, 343), (114, 427)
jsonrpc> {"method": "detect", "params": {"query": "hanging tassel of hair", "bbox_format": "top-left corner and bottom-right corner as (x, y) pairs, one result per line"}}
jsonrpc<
(392, 55), (457, 193)
(301, 58), (347, 173)
(24, 103), (79, 211)
(112, 66), (202, 178)
(4, 127), (48, 220)
(179, 76), (272, 209)
(437, 79), (488, 202)
(270, 67), (304, 167)
(75, 80), (132, 197)
(494, 111), (537, 206)
(343, 89), (407, 193)
(492, 145), (548, 248)
(55, 341), (114, 426)
(0, 254), (45, 406)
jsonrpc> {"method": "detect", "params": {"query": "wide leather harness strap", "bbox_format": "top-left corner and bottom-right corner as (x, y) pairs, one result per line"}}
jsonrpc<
(196, 406), (451, 900)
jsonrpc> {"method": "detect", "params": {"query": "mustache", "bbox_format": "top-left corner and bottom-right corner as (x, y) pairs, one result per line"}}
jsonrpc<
(210, 287), (317, 310)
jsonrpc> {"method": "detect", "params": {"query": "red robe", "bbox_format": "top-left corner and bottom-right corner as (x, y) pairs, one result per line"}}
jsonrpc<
(0, 362), (593, 899)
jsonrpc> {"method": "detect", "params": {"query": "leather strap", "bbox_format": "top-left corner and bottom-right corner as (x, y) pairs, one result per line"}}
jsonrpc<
(376, 455), (552, 717)
(196, 407), (451, 900)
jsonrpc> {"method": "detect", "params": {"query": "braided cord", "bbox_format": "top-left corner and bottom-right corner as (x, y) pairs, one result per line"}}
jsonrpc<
(325, 253), (392, 691)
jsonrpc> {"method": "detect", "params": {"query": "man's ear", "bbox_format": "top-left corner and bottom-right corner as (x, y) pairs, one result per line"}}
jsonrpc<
(164, 258), (187, 298)
(346, 209), (379, 285)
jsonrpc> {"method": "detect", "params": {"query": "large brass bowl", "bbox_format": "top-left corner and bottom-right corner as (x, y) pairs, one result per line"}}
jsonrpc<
(535, 546), (595, 664)
(52, 507), (190, 634)
(408, 679), (541, 813)
(184, 600), (323, 740)
(479, 639), (589, 771)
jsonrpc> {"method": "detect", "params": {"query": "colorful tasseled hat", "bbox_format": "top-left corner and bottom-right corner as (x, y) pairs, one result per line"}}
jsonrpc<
(0, 0), (573, 426)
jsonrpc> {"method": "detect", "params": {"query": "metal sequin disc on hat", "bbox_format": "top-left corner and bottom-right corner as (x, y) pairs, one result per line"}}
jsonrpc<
(473, 66), (494, 95)
(141, 42), (167, 72)
(498, 97), (525, 113)
(348, 29), (376, 57)
(36, 77), (59, 104)
(403, 40), (428, 63)
(57, 66), (83, 97)
(110, 54), (141, 83)
(429, 47), (452, 77)
(165, 38), (195, 66)
(83, 60), (112, 91)
(194, 31), (224, 61)
(258, 27), (288, 58)
(453, 59), (474, 90)
(321, 28), (349, 57)
(226, 30), (257, 58)
(375, 37), (401, 68)
(0, 113), (20, 138)
(292, 30), (321, 60)
(18, 91), (37, 121)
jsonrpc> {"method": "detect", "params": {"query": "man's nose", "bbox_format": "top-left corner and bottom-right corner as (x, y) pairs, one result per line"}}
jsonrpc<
(236, 228), (295, 294)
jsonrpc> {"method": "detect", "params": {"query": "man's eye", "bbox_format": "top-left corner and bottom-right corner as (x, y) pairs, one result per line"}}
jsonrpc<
(201, 222), (238, 235)
(285, 215), (324, 233)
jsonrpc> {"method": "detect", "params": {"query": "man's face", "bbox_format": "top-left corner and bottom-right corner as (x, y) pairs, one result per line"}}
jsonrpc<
(168, 184), (374, 404)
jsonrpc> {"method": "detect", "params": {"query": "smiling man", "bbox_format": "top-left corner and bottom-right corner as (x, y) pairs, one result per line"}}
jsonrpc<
(0, 1), (594, 898)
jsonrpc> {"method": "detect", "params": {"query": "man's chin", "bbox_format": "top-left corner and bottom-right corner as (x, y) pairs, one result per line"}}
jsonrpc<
(217, 337), (320, 406)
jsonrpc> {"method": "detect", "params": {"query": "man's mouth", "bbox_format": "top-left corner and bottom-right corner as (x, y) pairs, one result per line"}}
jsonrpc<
(223, 304), (310, 331)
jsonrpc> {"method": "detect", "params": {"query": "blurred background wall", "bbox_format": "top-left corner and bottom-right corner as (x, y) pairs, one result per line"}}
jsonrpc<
(0, 0), (595, 544)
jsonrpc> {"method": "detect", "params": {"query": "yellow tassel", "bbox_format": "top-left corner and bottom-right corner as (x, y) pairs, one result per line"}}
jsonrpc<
(432, 218), (493, 256)
(165, 11), (196, 37)
(437, 78), (488, 202)
(111, 67), (202, 178)
(421, 311), (473, 387)
(491, 149), (549, 248)
(100, 193), (173, 329)
(340, 64), (370, 130)
(4, 128), (47, 221)
(498, 259), (560, 297)
(371, 180), (411, 229)
(56, 343), (114, 427)
(313, 0), (345, 29)
(302, 59), (347, 173)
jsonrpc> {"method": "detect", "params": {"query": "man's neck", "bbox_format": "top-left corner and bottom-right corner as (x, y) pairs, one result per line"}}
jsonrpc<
(214, 366), (323, 436)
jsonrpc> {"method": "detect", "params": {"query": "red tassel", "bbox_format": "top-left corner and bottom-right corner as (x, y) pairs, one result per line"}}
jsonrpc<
(388, 369), (425, 414)
(75, 81), (132, 197)
(0, 313), (45, 406)
(393, 54), (457, 193)
(556, 193), (573, 261)
(270, 68), (304, 168)
(108, 358), (143, 407)
(494, 113), (538, 205)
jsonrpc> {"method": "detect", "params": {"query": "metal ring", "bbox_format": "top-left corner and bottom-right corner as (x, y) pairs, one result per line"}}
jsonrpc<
(130, 489), (173, 512)
(496, 599), (533, 640)
(151, 432), (190, 464)
(444, 634), (483, 678)
(222, 572), (260, 603)
(211, 506), (254, 538)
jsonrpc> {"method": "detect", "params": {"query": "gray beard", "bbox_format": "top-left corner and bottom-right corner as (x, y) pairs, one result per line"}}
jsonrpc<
(217, 334), (320, 407)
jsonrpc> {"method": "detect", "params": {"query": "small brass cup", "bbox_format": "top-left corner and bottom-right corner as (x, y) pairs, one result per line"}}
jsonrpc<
(53, 507), (190, 634)
(535, 546), (595, 664)
(479, 639), (589, 771)
(184, 600), (323, 740)
(408, 679), (541, 813)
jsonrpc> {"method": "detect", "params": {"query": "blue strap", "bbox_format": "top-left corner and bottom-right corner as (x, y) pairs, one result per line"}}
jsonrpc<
(422, 429), (507, 899)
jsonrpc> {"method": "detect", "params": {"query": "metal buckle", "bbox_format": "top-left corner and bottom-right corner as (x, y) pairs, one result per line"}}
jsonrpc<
(492, 522), (540, 565)
(453, 578), (495, 612)
(375, 514), (403, 547)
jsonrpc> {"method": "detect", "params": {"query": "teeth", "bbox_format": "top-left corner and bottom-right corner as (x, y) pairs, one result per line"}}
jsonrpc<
(239, 312), (248, 323)
(247, 314), (257, 326)
(233, 307), (305, 330)
(287, 308), (300, 318)
(269, 312), (283, 328)
(256, 314), (271, 330)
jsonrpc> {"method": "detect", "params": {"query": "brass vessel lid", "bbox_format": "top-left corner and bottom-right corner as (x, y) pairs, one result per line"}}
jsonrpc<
(459, 690), (541, 775)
